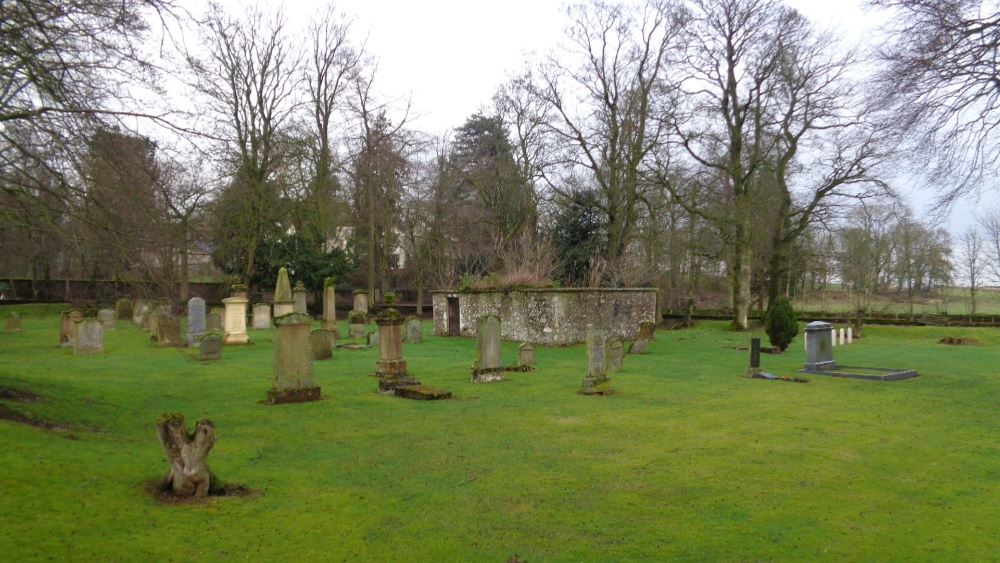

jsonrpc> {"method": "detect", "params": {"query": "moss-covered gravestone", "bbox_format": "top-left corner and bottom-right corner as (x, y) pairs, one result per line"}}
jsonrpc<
(581, 329), (613, 395)
(156, 315), (183, 347)
(267, 313), (321, 404)
(472, 314), (505, 383)
(518, 342), (535, 371)
(311, 329), (334, 361)
(5, 312), (21, 333)
(637, 320), (656, 341)
(272, 267), (295, 318)
(206, 310), (223, 332)
(199, 333), (223, 361)
(349, 310), (367, 339)
(115, 298), (133, 320)
(607, 339), (624, 372)
(374, 294), (451, 400)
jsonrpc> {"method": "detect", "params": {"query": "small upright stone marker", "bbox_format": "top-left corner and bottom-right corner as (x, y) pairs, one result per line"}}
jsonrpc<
(404, 317), (422, 344)
(199, 333), (222, 361)
(97, 308), (116, 330)
(607, 339), (624, 373)
(311, 329), (334, 361)
(367, 328), (380, 347)
(115, 298), (133, 320)
(847, 327), (853, 344)
(187, 297), (206, 345)
(157, 315), (183, 347)
(352, 289), (369, 314)
(222, 291), (250, 345)
(5, 312), (21, 333)
(746, 337), (762, 377)
(637, 320), (656, 341)
(581, 329), (612, 395)
(74, 318), (104, 354)
(630, 337), (649, 355)
(804, 321), (835, 371)
(60, 308), (83, 347)
(268, 312), (321, 404)
(472, 314), (504, 383)
(349, 310), (367, 339)
(272, 267), (295, 318)
(252, 303), (271, 330)
(518, 342), (535, 371)
(132, 300), (149, 326)
(206, 311), (222, 332)
(293, 281), (308, 315)
(839, 328), (846, 346)
(322, 277), (338, 333)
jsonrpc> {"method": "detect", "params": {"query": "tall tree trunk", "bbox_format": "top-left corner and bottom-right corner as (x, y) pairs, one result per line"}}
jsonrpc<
(179, 222), (190, 303)
(731, 229), (752, 331)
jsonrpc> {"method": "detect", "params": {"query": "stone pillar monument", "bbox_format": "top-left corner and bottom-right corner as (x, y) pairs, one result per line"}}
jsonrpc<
(352, 289), (369, 314)
(375, 293), (419, 394)
(322, 277), (338, 333)
(581, 328), (613, 395)
(272, 267), (295, 318)
(293, 281), (308, 315)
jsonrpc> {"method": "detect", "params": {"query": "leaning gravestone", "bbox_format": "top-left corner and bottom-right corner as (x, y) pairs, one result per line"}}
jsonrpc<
(206, 311), (223, 332)
(60, 308), (83, 348)
(157, 315), (183, 347)
(349, 310), (367, 339)
(5, 312), (21, 333)
(404, 317), (422, 344)
(267, 312), (321, 404)
(311, 329), (335, 361)
(272, 267), (295, 318)
(322, 277), (338, 332)
(581, 329), (613, 395)
(187, 297), (206, 345)
(97, 308), (116, 330)
(804, 321), (835, 371)
(74, 318), (104, 354)
(115, 298), (133, 320)
(252, 303), (271, 330)
(518, 342), (535, 371)
(199, 333), (223, 361)
(607, 339), (624, 372)
(472, 314), (505, 383)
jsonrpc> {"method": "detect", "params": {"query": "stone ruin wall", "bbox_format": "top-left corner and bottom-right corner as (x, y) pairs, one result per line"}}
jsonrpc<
(432, 289), (657, 345)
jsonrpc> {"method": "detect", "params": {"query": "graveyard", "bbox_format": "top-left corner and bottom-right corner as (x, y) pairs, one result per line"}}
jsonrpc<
(2, 303), (999, 560)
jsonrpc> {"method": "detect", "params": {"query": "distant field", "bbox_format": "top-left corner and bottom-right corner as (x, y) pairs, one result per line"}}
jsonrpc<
(790, 286), (1000, 316)
(1, 304), (999, 560)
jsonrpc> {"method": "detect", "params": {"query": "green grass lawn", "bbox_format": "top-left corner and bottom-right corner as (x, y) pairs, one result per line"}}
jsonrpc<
(1, 304), (999, 561)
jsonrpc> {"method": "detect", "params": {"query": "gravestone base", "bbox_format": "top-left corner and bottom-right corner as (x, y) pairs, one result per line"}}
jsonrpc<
(378, 376), (421, 395)
(339, 343), (371, 351)
(349, 324), (366, 339)
(805, 360), (836, 372)
(798, 366), (919, 382)
(376, 358), (408, 377)
(581, 376), (613, 395)
(224, 333), (250, 345)
(266, 386), (322, 404)
(511, 365), (533, 373)
(394, 385), (452, 401)
(471, 367), (507, 383)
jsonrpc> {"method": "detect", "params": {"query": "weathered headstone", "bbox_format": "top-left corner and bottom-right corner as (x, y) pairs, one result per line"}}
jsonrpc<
(349, 310), (367, 339)
(847, 327), (853, 344)
(630, 337), (649, 355)
(74, 318), (104, 354)
(187, 297), (206, 345)
(367, 328), (380, 347)
(97, 308), (116, 330)
(293, 280), (308, 315)
(5, 312), (21, 333)
(839, 328), (846, 346)
(252, 303), (271, 330)
(746, 337), (762, 377)
(59, 308), (83, 347)
(472, 314), (505, 383)
(518, 342), (535, 370)
(374, 293), (420, 393)
(268, 312), (321, 404)
(352, 289), (369, 314)
(272, 267), (295, 318)
(157, 315), (183, 347)
(637, 320), (656, 341)
(607, 339), (624, 373)
(322, 277), (338, 332)
(581, 329), (612, 395)
(222, 295), (250, 345)
(199, 333), (222, 361)
(115, 298), (133, 320)
(404, 317), (422, 344)
(311, 329), (335, 361)
(207, 309), (223, 332)
(147, 309), (161, 336)
(132, 300), (149, 326)
(804, 321), (835, 371)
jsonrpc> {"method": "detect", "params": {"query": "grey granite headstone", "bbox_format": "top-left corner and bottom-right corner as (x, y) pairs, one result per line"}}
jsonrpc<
(199, 333), (222, 361)
(582, 329), (612, 394)
(405, 317), (422, 344)
(252, 303), (271, 329)
(74, 319), (104, 354)
(311, 329), (334, 361)
(187, 297), (206, 344)
(472, 314), (504, 383)
(804, 321), (835, 371)
(97, 308), (116, 330)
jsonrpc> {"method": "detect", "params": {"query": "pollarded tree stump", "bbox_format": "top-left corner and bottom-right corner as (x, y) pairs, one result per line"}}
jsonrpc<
(155, 413), (216, 498)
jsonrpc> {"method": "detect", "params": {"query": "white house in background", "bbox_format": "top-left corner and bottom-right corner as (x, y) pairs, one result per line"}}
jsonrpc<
(325, 226), (408, 269)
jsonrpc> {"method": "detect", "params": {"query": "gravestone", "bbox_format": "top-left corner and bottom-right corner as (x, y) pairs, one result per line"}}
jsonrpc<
(404, 317), (422, 344)
(637, 320), (656, 341)
(115, 298), (133, 320)
(147, 310), (161, 336)
(374, 293), (420, 393)
(97, 308), (116, 330)
(206, 311), (223, 332)
(367, 328), (380, 347)
(472, 314), (505, 383)
(746, 337), (762, 377)
(293, 281), (308, 315)
(132, 300), (149, 326)
(156, 315), (183, 347)
(581, 329), (612, 395)
(349, 310), (367, 339)
(322, 277), (338, 332)
(74, 318), (104, 354)
(199, 333), (222, 361)
(5, 312), (21, 333)
(630, 337), (649, 355)
(267, 312), (321, 404)
(518, 342), (535, 371)
(60, 308), (83, 347)
(804, 321), (835, 371)
(187, 297), (206, 345)
(607, 339), (624, 373)
(839, 328), (846, 346)
(222, 295), (250, 345)
(311, 329), (335, 361)
(252, 303), (271, 330)
(272, 267), (295, 318)
(352, 289), (369, 314)
(847, 327), (853, 344)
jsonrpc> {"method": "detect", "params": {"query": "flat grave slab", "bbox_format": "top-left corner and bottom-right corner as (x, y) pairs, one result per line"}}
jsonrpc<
(393, 385), (452, 401)
(798, 365), (919, 382)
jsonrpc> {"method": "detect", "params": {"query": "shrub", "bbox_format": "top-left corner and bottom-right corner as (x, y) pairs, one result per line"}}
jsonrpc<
(764, 298), (798, 352)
